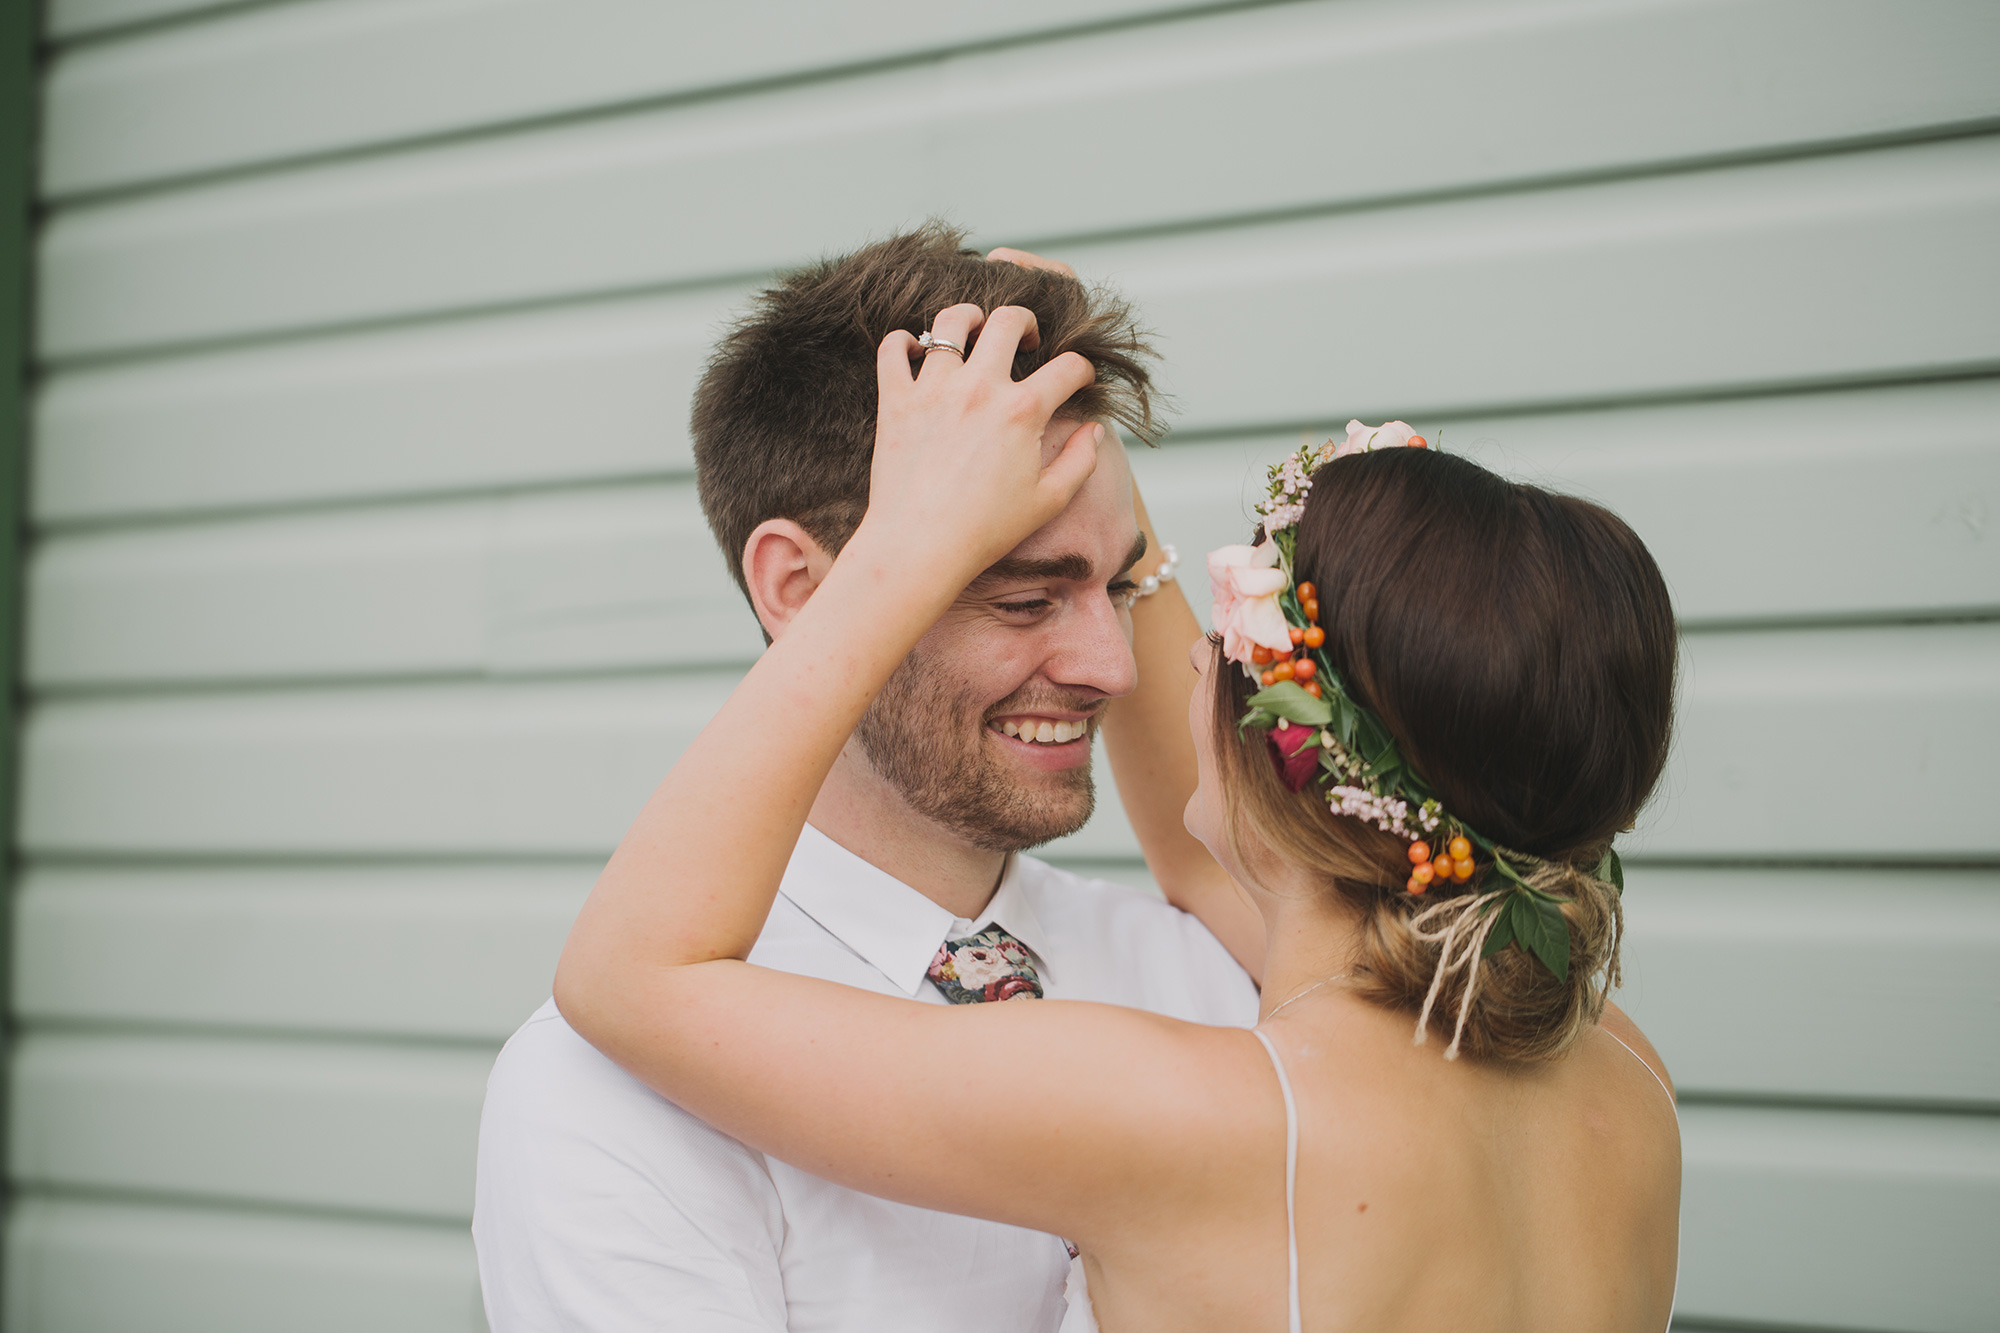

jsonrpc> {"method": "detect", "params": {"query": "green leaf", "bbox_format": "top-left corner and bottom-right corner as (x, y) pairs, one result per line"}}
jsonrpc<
(1246, 682), (1333, 727)
(1489, 852), (1533, 889)
(1238, 708), (1277, 735)
(1520, 892), (1570, 982)
(1596, 847), (1626, 895)
(1481, 907), (1516, 958)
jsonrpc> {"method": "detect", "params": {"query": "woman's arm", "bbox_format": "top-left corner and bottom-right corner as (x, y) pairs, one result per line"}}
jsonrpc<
(1101, 486), (1269, 981)
(552, 304), (1269, 1247)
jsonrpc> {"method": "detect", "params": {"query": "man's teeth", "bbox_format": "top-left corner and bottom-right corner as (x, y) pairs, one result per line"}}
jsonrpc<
(999, 719), (1088, 744)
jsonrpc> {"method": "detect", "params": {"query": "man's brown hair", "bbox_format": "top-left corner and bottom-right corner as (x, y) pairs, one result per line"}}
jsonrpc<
(691, 222), (1160, 594)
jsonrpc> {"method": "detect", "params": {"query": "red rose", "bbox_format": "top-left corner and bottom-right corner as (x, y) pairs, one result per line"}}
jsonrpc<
(988, 977), (1040, 1002)
(1268, 721), (1321, 792)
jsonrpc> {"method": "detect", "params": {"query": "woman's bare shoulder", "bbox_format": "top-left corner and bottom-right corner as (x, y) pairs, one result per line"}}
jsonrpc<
(1598, 1001), (1675, 1099)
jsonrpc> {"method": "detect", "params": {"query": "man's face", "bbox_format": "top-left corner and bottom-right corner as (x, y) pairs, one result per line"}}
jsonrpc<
(855, 424), (1143, 851)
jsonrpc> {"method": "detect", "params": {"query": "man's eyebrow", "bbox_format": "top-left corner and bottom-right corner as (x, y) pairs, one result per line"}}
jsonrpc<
(969, 532), (1150, 591)
(970, 554), (1094, 588)
(1113, 531), (1149, 579)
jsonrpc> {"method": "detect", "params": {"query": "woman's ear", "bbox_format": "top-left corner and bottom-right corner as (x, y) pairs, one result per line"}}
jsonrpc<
(742, 518), (836, 642)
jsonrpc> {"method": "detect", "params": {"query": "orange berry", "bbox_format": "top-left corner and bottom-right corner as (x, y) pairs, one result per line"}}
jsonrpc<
(1302, 625), (1325, 648)
(1413, 863), (1434, 885)
(1452, 859), (1474, 882)
(1407, 434), (1428, 449)
(1448, 836), (1471, 860)
(1251, 645), (1273, 666)
(1272, 660), (1295, 681)
(1292, 658), (1316, 682)
(1303, 598), (1321, 622)
(1407, 875), (1427, 895)
(1260, 669), (1276, 686)
(1297, 582), (1317, 602)
(1301, 680), (1322, 698)
(1289, 626), (1306, 646)
(1408, 841), (1431, 865)
(1431, 857), (1454, 881)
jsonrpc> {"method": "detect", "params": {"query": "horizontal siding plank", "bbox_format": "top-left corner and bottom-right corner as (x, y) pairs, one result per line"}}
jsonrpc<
(45, 0), (1243, 188)
(1085, 137), (2000, 437)
(45, 0), (251, 43)
(11, 1035), (1997, 1330)
(4, 1196), (481, 1333)
(17, 863), (1997, 1105)
(37, 82), (2000, 367)
(1616, 869), (2000, 1105)
(26, 482), (762, 687)
(11, 865), (586, 1042)
(30, 380), (1999, 687)
(1676, 1105), (2000, 1333)
(32, 285), (738, 525)
(9, 1031), (490, 1220)
(17, 672), (741, 857)
(17, 623), (2000, 861)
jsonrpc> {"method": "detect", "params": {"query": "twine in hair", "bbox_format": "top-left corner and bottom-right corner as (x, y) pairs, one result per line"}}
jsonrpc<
(1408, 889), (1507, 1059)
(1406, 854), (1624, 1060)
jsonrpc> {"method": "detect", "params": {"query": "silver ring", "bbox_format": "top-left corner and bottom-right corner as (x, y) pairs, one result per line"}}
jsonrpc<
(917, 330), (965, 357)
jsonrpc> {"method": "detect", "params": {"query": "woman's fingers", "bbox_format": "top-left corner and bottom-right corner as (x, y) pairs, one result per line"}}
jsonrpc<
(877, 329), (921, 395)
(1021, 350), (1098, 418)
(916, 302), (985, 380)
(1042, 420), (1104, 505)
(966, 305), (1040, 374)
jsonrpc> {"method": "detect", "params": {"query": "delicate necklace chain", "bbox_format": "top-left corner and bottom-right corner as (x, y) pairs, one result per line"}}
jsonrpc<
(1262, 972), (1350, 1021)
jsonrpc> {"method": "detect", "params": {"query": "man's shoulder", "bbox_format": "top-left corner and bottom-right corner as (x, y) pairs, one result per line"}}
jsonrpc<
(1017, 856), (1205, 940)
(1016, 856), (1259, 1025)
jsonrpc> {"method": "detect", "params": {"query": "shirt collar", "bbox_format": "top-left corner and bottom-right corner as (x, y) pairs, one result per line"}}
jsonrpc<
(952, 856), (1054, 983)
(778, 825), (1054, 996)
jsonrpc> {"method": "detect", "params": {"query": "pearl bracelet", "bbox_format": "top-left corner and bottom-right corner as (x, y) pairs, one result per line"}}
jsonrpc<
(1133, 543), (1179, 598)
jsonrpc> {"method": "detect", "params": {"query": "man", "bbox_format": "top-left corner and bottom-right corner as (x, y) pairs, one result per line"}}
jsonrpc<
(473, 224), (1257, 1332)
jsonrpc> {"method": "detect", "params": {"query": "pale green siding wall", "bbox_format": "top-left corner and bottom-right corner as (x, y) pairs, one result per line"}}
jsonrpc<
(9, 2), (2000, 1330)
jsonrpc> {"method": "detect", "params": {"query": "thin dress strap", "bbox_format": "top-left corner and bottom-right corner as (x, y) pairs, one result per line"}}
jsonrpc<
(1601, 1028), (1681, 1333)
(1251, 1029), (1303, 1333)
(1602, 1030), (1678, 1121)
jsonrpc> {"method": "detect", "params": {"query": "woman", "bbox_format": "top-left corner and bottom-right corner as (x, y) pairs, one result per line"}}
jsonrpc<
(555, 302), (1681, 1331)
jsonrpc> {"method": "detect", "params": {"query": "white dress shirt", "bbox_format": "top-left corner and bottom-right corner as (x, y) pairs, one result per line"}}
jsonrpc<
(474, 823), (1259, 1332)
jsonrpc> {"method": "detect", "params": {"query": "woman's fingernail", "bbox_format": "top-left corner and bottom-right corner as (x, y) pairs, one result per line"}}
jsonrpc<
(1092, 424), (1106, 445)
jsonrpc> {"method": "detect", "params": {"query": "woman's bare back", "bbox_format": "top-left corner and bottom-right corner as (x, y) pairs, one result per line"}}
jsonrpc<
(1083, 997), (1681, 1333)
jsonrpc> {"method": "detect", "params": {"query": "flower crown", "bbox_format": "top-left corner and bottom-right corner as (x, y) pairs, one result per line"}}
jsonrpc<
(1207, 421), (1623, 985)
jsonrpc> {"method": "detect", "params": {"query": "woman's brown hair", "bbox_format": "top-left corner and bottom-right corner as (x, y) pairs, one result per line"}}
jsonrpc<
(1212, 447), (1677, 1061)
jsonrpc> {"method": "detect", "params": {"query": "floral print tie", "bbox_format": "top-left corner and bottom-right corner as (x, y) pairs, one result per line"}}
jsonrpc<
(926, 927), (1044, 1003)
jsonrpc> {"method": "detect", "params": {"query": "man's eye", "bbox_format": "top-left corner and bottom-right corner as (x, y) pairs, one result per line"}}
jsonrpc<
(996, 599), (1052, 615)
(1109, 580), (1140, 607)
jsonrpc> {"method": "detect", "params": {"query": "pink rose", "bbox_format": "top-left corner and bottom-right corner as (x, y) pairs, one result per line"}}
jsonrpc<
(949, 944), (1013, 990)
(1207, 541), (1293, 666)
(1334, 419), (1423, 457)
(1268, 720), (1323, 792)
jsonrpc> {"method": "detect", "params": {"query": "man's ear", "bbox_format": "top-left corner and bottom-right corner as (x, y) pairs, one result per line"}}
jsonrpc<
(742, 518), (836, 642)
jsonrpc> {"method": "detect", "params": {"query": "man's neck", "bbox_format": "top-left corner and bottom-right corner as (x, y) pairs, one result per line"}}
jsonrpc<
(806, 743), (1009, 920)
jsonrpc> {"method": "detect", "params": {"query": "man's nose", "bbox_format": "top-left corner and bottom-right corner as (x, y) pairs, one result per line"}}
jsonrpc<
(1046, 594), (1140, 700)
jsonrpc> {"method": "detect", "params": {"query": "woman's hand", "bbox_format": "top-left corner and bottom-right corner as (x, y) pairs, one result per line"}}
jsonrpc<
(855, 303), (1101, 591)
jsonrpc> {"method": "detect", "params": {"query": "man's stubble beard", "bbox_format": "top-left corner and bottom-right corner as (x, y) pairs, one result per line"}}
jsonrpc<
(854, 643), (1096, 853)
